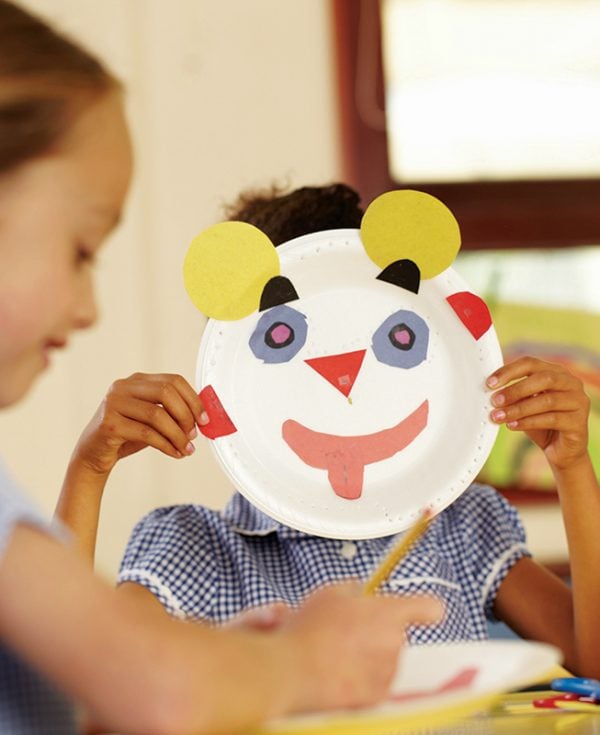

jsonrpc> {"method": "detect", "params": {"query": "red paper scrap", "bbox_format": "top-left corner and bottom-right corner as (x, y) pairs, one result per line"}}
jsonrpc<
(446, 291), (492, 340)
(305, 349), (366, 397)
(198, 385), (237, 439)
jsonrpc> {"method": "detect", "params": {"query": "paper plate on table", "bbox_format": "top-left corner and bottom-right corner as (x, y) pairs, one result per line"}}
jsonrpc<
(188, 191), (503, 538)
(258, 640), (561, 735)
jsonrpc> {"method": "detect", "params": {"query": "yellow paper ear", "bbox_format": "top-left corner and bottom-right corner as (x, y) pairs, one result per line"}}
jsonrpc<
(360, 190), (461, 279)
(183, 221), (280, 320)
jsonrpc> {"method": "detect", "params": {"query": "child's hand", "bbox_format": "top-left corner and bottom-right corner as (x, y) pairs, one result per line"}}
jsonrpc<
(487, 356), (590, 472)
(72, 373), (207, 476)
(283, 583), (443, 712)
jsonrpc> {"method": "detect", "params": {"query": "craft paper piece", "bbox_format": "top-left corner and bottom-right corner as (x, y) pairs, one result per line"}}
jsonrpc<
(377, 259), (421, 294)
(249, 305), (308, 365)
(282, 401), (429, 500)
(183, 221), (280, 320)
(185, 189), (503, 538)
(259, 640), (560, 735)
(197, 385), (237, 439)
(260, 275), (299, 311)
(447, 291), (492, 340)
(371, 310), (429, 369)
(304, 349), (366, 397)
(360, 189), (461, 278)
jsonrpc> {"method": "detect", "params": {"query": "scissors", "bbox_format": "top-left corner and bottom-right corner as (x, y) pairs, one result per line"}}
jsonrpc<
(551, 677), (600, 700)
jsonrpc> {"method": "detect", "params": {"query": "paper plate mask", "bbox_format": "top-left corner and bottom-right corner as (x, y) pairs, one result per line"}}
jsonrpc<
(184, 190), (502, 538)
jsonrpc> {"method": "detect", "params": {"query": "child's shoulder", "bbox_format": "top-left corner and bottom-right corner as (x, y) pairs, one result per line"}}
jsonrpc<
(128, 503), (231, 549)
(457, 482), (507, 507)
(137, 502), (220, 526)
(430, 484), (527, 571)
(439, 482), (521, 528)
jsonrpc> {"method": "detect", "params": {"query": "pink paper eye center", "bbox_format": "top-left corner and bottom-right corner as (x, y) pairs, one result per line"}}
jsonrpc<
(271, 324), (291, 344)
(394, 327), (410, 344)
(269, 323), (292, 345)
(390, 324), (415, 350)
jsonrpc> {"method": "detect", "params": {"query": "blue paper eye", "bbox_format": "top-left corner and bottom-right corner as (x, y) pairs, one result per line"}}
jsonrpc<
(249, 304), (308, 364)
(371, 309), (429, 369)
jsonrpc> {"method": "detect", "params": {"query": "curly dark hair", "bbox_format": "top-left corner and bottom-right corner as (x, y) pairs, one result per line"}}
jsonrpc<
(224, 183), (364, 245)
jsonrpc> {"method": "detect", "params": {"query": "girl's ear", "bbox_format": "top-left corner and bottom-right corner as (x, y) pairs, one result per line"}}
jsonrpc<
(360, 190), (462, 293)
(183, 221), (282, 320)
(446, 291), (492, 340)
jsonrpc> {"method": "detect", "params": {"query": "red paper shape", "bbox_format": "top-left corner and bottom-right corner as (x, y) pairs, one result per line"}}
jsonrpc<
(304, 349), (366, 397)
(446, 291), (492, 340)
(282, 400), (429, 499)
(198, 385), (237, 439)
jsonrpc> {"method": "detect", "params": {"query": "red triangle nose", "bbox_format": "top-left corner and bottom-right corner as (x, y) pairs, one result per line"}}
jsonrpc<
(304, 349), (366, 397)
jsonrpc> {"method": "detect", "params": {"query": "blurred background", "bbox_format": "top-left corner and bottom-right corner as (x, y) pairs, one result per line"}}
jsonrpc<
(0, 0), (598, 580)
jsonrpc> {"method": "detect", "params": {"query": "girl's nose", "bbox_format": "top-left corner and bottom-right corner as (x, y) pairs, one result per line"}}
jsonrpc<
(74, 273), (99, 330)
(304, 349), (366, 397)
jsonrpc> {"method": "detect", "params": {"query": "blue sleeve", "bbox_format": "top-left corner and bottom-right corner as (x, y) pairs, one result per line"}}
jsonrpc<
(453, 484), (531, 621)
(0, 461), (78, 733)
(117, 505), (220, 620)
(0, 459), (68, 562)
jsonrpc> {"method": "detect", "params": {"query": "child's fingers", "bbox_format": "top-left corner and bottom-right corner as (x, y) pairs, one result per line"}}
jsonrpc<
(487, 356), (564, 390)
(501, 411), (579, 433)
(165, 373), (207, 426)
(108, 396), (195, 457)
(491, 392), (583, 427)
(132, 373), (206, 427)
(490, 368), (580, 409)
(113, 374), (198, 438)
(109, 415), (183, 458)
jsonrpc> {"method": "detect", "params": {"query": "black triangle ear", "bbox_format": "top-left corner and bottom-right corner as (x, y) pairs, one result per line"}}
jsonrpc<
(259, 275), (299, 311)
(376, 259), (421, 294)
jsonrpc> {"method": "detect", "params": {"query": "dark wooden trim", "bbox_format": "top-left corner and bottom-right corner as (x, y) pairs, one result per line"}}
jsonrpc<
(332, 0), (390, 201)
(331, 0), (600, 250)
(499, 486), (559, 506)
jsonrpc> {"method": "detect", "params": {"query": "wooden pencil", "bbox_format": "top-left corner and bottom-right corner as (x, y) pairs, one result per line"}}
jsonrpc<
(363, 508), (433, 596)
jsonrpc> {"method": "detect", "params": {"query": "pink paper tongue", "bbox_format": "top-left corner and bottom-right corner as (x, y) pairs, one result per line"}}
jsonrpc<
(324, 450), (365, 500)
(282, 400), (429, 500)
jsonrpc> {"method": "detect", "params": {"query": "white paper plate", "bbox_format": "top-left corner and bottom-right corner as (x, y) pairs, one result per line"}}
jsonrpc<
(260, 640), (561, 735)
(197, 229), (502, 538)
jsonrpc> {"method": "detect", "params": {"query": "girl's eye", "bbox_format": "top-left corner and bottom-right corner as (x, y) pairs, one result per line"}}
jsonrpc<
(371, 309), (429, 369)
(249, 305), (307, 364)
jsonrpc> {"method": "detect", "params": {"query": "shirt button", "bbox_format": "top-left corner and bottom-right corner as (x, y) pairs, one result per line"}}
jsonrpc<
(340, 541), (358, 560)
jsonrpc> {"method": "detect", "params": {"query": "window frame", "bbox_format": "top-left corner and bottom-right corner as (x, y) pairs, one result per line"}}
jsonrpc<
(331, 0), (600, 251)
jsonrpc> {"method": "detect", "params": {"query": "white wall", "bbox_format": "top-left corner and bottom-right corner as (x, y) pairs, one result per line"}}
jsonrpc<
(0, 0), (342, 578)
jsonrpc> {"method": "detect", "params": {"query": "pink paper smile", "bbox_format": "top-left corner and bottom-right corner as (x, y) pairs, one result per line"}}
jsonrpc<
(282, 400), (429, 500)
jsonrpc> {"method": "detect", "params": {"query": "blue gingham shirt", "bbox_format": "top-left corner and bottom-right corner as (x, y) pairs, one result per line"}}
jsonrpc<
(0, 459), (78, 735)
(118, 483), (530, 643)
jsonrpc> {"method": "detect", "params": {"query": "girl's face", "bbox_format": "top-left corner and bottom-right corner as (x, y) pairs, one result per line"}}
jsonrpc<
(0, 91), (132, 407)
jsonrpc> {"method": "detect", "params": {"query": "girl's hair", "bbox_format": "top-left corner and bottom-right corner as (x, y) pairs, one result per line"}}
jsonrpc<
(0, 0), (118, 174)
(225, 183), (364, 245)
